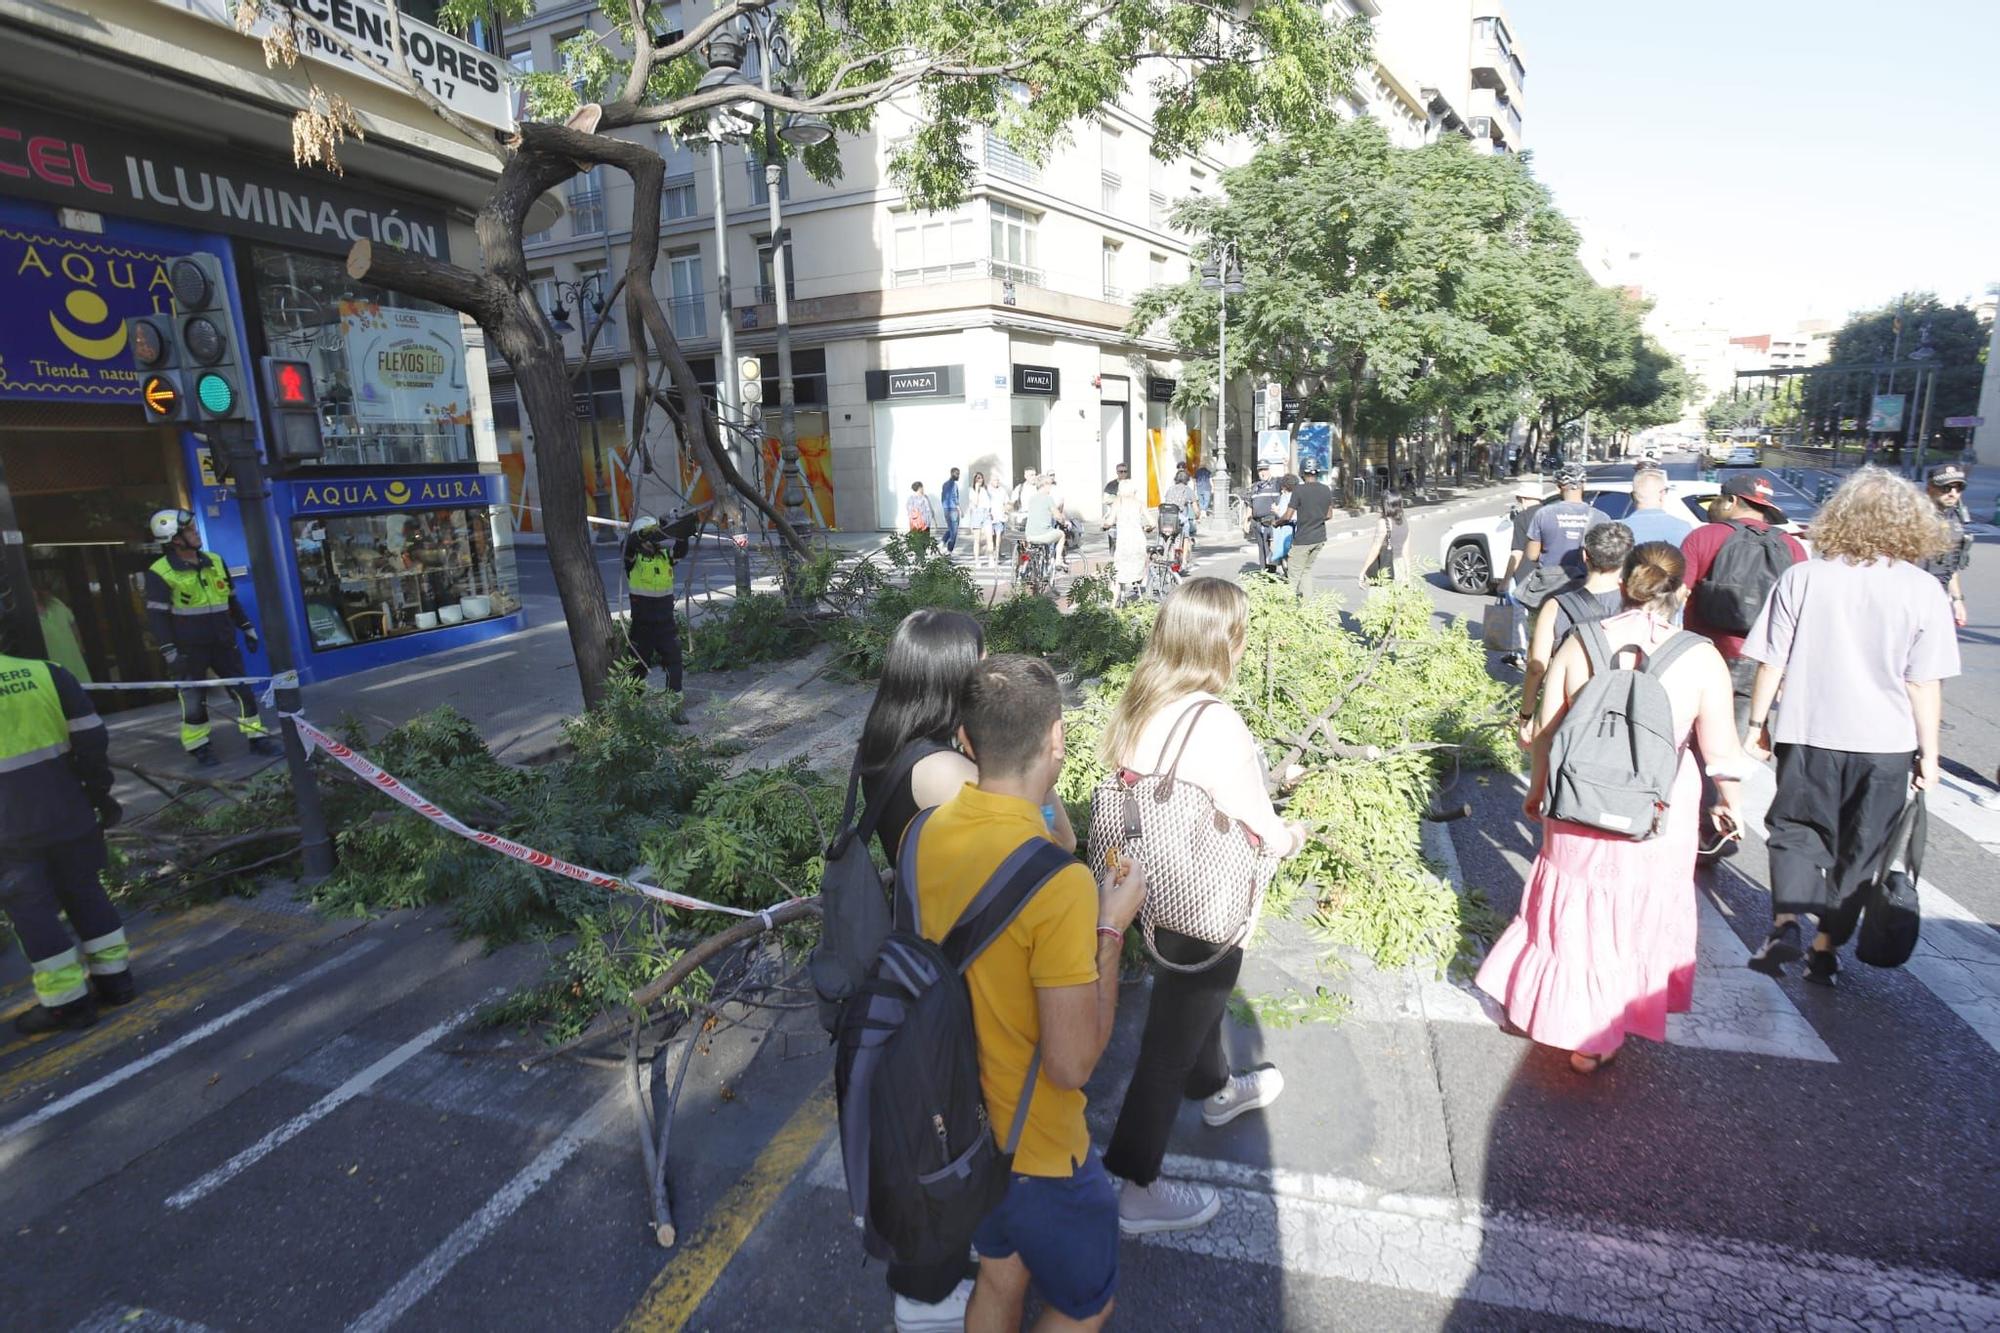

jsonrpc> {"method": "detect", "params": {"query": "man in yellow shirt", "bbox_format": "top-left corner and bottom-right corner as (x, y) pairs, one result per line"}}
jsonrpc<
(912, 655), (1146, 1331)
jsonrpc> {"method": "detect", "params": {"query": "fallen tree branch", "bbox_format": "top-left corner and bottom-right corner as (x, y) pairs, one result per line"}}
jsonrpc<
(522, 896), (822, 1069)
(1276, 635), (1397, 774)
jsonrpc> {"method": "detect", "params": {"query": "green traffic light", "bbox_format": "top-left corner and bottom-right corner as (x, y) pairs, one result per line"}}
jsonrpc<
(196, 371), (235, 415)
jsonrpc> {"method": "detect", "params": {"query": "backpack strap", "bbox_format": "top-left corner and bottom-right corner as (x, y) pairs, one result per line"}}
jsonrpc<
(1639, 630), (1705, 681)
(847, 740), (948, 852)
(1574, 620), (1615, 678)
(1554, 588), (1594, 630)
(934, 836), (1077, 1158)
(891, 806), (938, 934)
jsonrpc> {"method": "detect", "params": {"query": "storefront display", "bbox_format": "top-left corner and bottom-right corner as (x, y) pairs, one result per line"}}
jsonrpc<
(254, 249), (476, 469)
(286, 474), (517, 651)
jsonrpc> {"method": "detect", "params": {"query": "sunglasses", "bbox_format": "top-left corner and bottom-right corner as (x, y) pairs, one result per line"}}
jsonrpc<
(1936, 482), (1965, 493)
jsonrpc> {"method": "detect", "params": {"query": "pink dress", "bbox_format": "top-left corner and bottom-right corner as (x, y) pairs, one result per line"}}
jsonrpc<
(1476, 750), (1701, 1057)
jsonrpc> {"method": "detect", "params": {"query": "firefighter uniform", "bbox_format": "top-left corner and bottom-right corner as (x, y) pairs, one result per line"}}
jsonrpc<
(0, 653), (132, 1034)
(144, 546), (272, 754)
(623, 521), (688, 693)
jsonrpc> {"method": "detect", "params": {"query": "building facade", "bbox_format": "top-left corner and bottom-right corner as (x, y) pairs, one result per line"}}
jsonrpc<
(494, 0), (1531, 534)
(0, 0), (546, 689)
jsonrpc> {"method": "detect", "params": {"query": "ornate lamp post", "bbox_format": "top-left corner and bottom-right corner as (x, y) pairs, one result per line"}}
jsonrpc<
(546, 272), (617, 540)
(1199, 242), (1246, 488)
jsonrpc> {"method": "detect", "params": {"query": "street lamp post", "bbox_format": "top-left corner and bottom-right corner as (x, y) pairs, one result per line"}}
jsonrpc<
(547, 272), (616, 542)
(700, 23), (832, 553)
(1200, 243), (1246, 489)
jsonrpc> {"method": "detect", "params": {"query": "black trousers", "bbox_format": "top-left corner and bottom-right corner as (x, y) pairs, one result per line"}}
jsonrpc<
(176, 634), (265, 751)
(627, 615), (683, 693)
(1766, 743), (1913, 920)
(0, 834), (119, 964)
(1102, 929), (1243, 1187)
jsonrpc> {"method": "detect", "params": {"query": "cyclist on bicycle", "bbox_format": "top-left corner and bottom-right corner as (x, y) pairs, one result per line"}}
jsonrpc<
(1019, 474), (1065, 584)
(1160, 466), (1198, 566)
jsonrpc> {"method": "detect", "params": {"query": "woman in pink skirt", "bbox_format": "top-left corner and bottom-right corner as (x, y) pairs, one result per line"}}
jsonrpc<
(1477, 541), (1749, 1073)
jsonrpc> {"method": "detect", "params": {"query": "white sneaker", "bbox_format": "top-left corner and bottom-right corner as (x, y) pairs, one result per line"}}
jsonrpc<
(1202, 1066), (1285, 1127)
(894, 1278), (973, 1333)
(1117, 1176), (1221, 1235)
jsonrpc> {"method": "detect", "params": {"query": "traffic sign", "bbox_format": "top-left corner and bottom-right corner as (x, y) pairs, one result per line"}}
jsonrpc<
(142, 374), (181, 419)
(1944, 415), (1984, 429)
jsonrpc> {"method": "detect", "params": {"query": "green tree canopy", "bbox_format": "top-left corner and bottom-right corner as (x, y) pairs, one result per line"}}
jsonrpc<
(1828, 293), (1988, 431)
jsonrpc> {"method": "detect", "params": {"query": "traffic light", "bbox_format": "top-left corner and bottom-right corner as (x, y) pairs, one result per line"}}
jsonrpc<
(738, 355), (764, 408)
(259, 356), (325, 462)
(127, 313), (187, 424)
(168, 254), (252, 423)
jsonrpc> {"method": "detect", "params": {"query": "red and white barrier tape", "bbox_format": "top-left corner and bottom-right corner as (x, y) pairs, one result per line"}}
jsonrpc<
(285, 713), (780, 922)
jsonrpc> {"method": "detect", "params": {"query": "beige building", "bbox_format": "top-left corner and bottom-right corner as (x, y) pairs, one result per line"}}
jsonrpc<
(496, 0), (1530, 534)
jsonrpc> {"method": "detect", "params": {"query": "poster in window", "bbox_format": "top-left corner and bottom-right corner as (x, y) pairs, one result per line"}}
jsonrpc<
(339, 301), (471, 427)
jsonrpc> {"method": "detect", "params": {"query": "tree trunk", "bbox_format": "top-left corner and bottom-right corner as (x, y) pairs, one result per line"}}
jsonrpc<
(506, 330), (620, 710)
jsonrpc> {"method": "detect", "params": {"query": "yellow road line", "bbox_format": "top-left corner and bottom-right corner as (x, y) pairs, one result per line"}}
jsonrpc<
(0, 923), (353, 1101)
(618, 1082), (835, 1332)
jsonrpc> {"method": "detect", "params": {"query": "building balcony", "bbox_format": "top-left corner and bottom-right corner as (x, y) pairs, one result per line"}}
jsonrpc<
(1469, 88), (1523, 149)
(1471, 33), (1527, 99)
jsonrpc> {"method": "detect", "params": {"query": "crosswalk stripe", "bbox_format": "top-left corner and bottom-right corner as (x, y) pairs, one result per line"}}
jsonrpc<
(1148, 1153), (2000, 1331)
(0, 939), (382, 1160)
(164, 990), (503, 1210)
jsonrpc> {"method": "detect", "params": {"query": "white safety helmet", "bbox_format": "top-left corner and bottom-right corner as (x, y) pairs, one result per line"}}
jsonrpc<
(629, 515), (663, 536)
(150, 508), (195, 542)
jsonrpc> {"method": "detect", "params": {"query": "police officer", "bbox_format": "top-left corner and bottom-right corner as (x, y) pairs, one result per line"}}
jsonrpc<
(144, 509), (275, 768)
(1922, 463), (1972, 629)
(1245, 462), (1283, 569)
(624, 515), (690, 692)
(0, 650), (132, 1035)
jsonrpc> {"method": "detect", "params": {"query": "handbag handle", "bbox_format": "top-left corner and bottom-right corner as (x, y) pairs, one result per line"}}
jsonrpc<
(1158, 699), (1220, 792)
(1140, 912), (1254, 974)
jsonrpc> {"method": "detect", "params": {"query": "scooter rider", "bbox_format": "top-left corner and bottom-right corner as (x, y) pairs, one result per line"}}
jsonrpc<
(624, 515), (691, 692)
(143, 509), (274, 768)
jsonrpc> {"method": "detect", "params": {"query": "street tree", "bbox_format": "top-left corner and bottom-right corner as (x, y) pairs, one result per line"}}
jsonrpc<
(1829, 294), (1988, 437)
(1131, 122), (1600, 502)
(238, 0), (1371, 706)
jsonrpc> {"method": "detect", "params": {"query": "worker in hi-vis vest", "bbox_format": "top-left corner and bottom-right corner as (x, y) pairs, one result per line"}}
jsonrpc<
(143, 508), (274, 768)
(0, 651), (133, 1035)
(622, 515), (690, 693)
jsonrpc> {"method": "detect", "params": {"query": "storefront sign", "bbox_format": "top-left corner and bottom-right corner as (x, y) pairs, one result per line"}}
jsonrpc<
(151, 0), (514, 133)
(1012, 364), (1060, 396)
(0, 215), (214, 402)
(292, 472), (499, 516)
(0, 101), (449, 258)
(338, 303), (469, 425)
(1147, 376), (1177, 402)
(865, 365), (963, 400)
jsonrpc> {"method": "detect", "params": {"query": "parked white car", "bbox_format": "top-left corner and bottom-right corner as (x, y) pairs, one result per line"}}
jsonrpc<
(1438, 480), (1723, 595)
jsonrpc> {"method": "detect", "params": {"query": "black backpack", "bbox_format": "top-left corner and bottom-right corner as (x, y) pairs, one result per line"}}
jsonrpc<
(1693, 521), (1797, 634)
(1156, 502), (1184, 539)
(834, 810), (1074, 1270)
(809, 743), (938, 1036)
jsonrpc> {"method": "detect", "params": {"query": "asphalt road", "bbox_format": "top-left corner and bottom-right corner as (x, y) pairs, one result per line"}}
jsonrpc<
(5, 456), (1996, 1331)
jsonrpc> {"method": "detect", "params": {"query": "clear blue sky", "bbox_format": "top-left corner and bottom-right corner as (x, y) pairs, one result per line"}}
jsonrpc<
(1508, 0), (1999, 331)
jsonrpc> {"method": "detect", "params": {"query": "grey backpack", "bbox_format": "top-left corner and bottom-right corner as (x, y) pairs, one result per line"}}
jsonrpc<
(1542, 623), (1702, 840)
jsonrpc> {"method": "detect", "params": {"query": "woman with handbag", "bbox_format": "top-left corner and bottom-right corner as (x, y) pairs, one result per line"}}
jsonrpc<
(1092, 578), (1306, 1235)
(854, 608), (1074, 1333)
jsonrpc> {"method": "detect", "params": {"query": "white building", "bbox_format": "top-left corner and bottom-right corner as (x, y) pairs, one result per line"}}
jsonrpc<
(495, 0), (1529, 534)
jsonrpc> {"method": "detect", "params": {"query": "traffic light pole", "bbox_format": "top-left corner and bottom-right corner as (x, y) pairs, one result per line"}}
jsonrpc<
(213, 424), (335, 883)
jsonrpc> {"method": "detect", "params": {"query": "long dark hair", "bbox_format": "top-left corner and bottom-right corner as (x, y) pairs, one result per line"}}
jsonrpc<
(857, 609), (985, 773)
(1382, 491), (1405, 524)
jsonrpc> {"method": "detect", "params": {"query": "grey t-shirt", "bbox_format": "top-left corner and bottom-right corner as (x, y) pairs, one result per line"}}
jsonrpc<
(1741, 557), (1961, 753)
(1528, 500), (1609, 578)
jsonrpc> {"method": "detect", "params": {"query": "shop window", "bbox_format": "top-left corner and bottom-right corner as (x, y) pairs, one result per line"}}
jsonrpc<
(293, 506), (519, 650)
(253, 249), (476, 470)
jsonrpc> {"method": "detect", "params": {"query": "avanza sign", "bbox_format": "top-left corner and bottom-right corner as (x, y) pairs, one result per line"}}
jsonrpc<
(152, 0), (514, 133)
(0, 101), (449, 258)
(292, 473), (499, 516)
(864, 366), (963, 400)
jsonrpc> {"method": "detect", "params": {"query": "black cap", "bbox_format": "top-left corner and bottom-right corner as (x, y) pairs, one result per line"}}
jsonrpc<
(1929, 463), (1967, 486)
(1719, 472), (1788, 523)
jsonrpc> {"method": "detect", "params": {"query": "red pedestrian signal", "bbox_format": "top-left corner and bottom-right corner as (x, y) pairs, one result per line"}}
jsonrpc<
(276, 363), (309, 405)
(258, 356), (323, 461)
(259, 357), (317, 411)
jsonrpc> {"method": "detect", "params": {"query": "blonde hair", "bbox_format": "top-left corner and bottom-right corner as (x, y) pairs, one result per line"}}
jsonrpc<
(1809, 467), (1951, 566)
(1101, 577), (1247, 764)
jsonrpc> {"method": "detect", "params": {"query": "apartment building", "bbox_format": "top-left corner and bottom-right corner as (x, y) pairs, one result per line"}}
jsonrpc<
(496, 1), (1530, 533)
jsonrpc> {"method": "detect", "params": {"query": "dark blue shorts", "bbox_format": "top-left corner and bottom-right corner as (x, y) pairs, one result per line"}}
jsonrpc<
(972, 1149), (1118, 1320)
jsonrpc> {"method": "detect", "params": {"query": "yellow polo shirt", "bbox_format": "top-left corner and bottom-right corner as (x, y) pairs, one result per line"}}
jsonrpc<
(912, 783), (1099, 1178)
